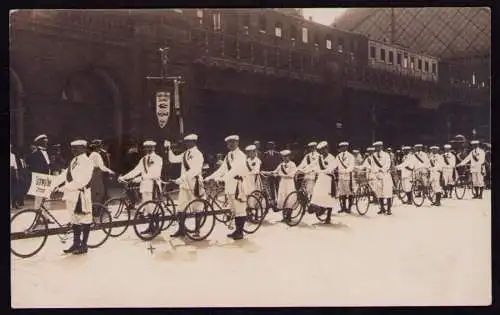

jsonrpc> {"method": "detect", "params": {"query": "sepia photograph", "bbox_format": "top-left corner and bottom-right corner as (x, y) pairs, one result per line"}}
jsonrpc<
(9, 7), (491, 308)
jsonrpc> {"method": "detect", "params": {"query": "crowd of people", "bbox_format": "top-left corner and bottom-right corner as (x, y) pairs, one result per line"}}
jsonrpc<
(10, 132), (491, 255)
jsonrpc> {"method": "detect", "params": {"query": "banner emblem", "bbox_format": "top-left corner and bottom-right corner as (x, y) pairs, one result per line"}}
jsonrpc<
(156, 91), (171, 129)
(27, 172), (55, 198)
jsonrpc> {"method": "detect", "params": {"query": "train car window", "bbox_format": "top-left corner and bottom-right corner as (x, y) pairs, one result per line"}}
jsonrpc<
(275, 22), (282, 38)
(259, 14), (267, 34)
(370, 46), (376, 58)
(432, 63), (437, 74)
(424, 61), (429, 72)
(326, 38), (332, 50)
(337, 38), (344, 53)
(302, 27), (308, 43)
(388, 51), (394, 64)
(212, 12), (222, 32)
(380, 48), (386, 61)
(397, 53), (402, 65)
(417, 59), (422, 70)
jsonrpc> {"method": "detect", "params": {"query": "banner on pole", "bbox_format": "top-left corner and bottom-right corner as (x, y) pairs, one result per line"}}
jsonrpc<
(156, 91), (171, 129)
(27, 172), (55, 198)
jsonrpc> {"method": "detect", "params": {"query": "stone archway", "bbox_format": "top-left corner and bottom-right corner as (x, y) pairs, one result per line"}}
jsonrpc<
(10, 68), (25, 146)
(60, 68), (122, 167)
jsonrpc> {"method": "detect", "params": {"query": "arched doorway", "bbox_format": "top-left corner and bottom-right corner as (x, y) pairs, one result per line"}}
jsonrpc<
(60, 68), (122, 168)
(10, 69), (25, 146)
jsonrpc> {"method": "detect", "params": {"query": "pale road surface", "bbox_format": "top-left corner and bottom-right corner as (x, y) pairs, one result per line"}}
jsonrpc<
(11, 191), (491, 308)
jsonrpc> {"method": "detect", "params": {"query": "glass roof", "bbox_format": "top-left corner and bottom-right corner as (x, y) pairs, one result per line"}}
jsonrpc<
(333, 7), (491, 60)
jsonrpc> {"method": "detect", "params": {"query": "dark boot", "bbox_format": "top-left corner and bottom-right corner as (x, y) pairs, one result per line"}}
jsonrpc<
(74, 224), (90, 254)
(324, 208), (332, 224)
(386, 198), (392, 215)
(479, 187), (484, 199)
(377, 198), (385, 214)
(227, 216), (238, 238)
(193, 213), (202, 237)
(406, 192), (412, 204)
(231, 216), (245, 240)
(171, 212), (186, 237)
(472, 187), (479, 199)
(337, 197), (346, 213)
(434, 192), (441, 206)
(347, 196), (354, 213)
(63, 225), (81, 254)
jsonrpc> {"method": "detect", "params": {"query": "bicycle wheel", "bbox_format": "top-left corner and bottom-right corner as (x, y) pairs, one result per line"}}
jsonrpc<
(284, 191), (305, 227)
(184, 199), (216, 241)
(104, 198), (130, 237)
(426, 185), (436, 204)
(133, 201), (165, 241)
(160, 193), (177, 231)
(412, 180), (425, 207)
(250, 190), (268, 215)
(11, 209), (49, 258)
(243, 194), (265, 234)
(454, 179), (466, 200)
(355, 185), (370, 216)
(212, 194), (232, 224)
(88, 204), (112, 248)
(396, 181), (408, 204)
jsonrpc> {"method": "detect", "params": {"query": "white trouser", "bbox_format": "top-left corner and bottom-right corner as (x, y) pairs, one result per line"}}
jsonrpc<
(303, 178), (315, 196)
(228, 194), (247, 217)
(471, 172), (484, 188)
(67, 200), (92, 225)
(429, 171), (443, 193)
(337, 173), (352, 196)
(177, 187), (203, 213)
(442, 168), (455, 186)
(142, 192), (154, 215)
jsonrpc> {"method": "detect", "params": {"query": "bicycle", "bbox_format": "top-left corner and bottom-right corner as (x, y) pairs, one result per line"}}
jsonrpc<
(454, 165), (472, 200)
(250, 172), (280, 218)
(391, 169), (408, 206)
(280, 173), (312, 226)
(104, 181), (141, 237)
(411, 167), (436, 207)
(353, 169), (374, 216)
(11, 197), (112, 258)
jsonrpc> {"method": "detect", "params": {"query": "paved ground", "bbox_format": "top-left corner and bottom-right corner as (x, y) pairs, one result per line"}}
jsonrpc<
(11, 191), (491, 308)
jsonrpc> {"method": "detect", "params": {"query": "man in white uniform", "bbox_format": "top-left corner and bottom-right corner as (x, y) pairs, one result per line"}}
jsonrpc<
(52, 140), (94, 255)
(118, 140), (163, 235)
(413, 144), (430, 186)
(361, 147), (378, 204)
(457, 140), (486, 199)
(371, 141), (393, 215)
(307, 141), (338, 224)
(428, 146), (444, 206)
(441, 144), (457, 198)
(244, 144), (262, 195)
(268, 150), (297, 223)
(351, 149), (363, 194)
(297, 142), (318, 197)
(336, 142), (355, 214)
(205, 135), (248, 240)
(395, 146), (414, 204)
(165, 134), (205, 237)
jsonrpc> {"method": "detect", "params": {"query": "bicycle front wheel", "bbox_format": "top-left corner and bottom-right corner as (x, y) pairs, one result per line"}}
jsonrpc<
(104, 197), (130, 237)
(11, 209), (49, 258)
(88, 204), (113, 248)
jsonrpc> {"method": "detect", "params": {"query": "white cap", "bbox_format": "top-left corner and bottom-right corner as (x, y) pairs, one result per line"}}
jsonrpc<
(70, 140), (87, 147)
(373, 141), (383, 146)
(307, 141), (317, 147)
(414, 144), (423, 147)
(316, 141), (328, 149)
(202, 163), (210, 169)
(245, 144), (256, 151)
(387, 147), (392, 151)
(34, 134), (48, 142)
(143, 140), (156, 146)
(430, 146), (439, 150)
(402, 146), (411, 150)
(444, 144), (452, 149)
(338, 141), (349, 147)
(352, 149), (360, 153)
(280, 149), (291, 156)
(224, 135), (239, 142)
(470, 140), (479, 145)
(164, 140), (171, 147)
(367, 147), (375, 151)
(184, 134), (198, 141)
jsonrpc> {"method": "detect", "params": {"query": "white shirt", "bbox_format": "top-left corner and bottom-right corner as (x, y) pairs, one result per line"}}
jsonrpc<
(168, 146), (204, 190)
(371, 150), (391, 173)
(10, 152), (18, 169)
(428, 153), (444, 172)
(274, 160), (297, 178)
(88, 151), (113, 173)
(336, 151), (355, 173)
(412, 151), (430, 169)
(123, 152), (163, 181)
(298, 151), (319, 171)
(441, 152), (457, 168)
(458, 147), (485, 172)
(245, 156), (262, 175)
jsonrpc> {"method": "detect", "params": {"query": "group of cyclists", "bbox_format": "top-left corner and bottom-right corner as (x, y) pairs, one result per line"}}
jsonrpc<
(11, 132), (489, 257)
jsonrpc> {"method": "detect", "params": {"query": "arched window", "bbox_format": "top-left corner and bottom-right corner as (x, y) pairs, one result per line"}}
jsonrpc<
(290, 24), (298, 41)
(212, 11), (221, 32)
(196, 9), (203, 25)
(259, 14), (266, 34)
(337, 38), (344, 53)
(275, 22), (282, 38)
(302, 27), (308, 43)
(326, 37), (332, 50)
(242, 14), (250, 35)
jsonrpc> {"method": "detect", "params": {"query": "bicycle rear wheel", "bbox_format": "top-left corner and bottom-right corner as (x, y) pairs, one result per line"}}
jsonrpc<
(355, 185), (370, 216)
(243, 194), (265, 234)
(88, 204), (112, 248)
(133, 201), (165, 241)
(105, 197), (130, 237)
(284, 191), (305, 227)
(11, 209), (48, 258)
(412, 180), (425, 207)
(184, 199), (215, 241)
(454, 180), (467, 200)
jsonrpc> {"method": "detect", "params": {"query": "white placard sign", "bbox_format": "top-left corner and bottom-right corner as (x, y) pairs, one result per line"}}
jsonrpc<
(156, 91), (171, 129)
(27, 172), (55, 198)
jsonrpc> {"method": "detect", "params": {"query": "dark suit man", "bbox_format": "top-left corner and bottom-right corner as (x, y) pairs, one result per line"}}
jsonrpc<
(261, 141), (282, 204)
(27, 134), (53, 222)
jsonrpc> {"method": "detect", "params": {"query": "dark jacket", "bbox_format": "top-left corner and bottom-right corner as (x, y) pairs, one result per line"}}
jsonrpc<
(27, 149), (51, 174)
(261, 150), (281, 171)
